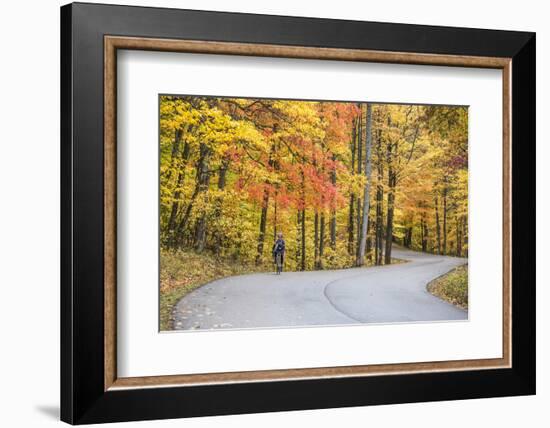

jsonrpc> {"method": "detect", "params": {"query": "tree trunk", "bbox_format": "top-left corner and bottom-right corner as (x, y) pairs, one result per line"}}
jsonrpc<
(330, 208), (336, 250)
(164, 127), (183, 182)
(404, 227), (413, 248)
(375, 189), (383, 264)
(421, 214), (429, 252)
(355, 106), (363, 258)
(319, 213), (326, 269)
(375, 131), (384, 266)
(218, 159), (229, 189)
(166, 132), (190, 247)
(213, 157), (229, 255)
(255, 144), (276, 264)
(420, 217), (424, 251)
(463, 216), (468, 257)
(295, 210), (302, 271)
(273, 197), (278, 241)
(301, 209), (306, 271)
(300, 169), (306, 271)
(348, 194), (355, 255)
(172, 141), (201, 247)
(442, 185), (448, 255)
(384, 138), (396, 265)
(330, 154), (337, 250)
(357, 104), (373, 266)
(255, 190), (269, 264)
(193, 143), (212, 252)
(423, 217), (429, 252)
(347, 118), (357, 255)
(384, 172), (396, 265)
(356, 195), (362, 257)
(434, 195), (441, 255)
(366, 212), (373, 262)
(314, 211), (319, 269)
(456, 216), (462, 257)
(174, 187), (198, 246)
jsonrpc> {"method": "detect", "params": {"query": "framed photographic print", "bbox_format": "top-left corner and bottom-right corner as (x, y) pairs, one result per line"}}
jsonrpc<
(61, 2), (535, 424)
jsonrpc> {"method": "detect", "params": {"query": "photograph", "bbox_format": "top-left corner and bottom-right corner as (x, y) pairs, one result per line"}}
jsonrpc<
(51, 1), (538, 423)
(159, 95), (469, 331)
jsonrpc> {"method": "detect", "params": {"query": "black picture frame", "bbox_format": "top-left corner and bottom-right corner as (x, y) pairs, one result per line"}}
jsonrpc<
(61, 2), (535, 424)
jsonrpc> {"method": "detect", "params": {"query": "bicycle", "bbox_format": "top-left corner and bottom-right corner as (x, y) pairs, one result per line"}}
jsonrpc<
(275, 252), (283, 275)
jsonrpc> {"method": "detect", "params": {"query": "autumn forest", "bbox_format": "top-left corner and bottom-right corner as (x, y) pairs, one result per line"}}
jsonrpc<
(161, 94), (468, 259)
(159, 95), (468, 327)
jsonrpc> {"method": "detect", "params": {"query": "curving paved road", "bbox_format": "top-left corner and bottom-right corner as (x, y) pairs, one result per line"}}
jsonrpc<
(172, 247), (467, 330)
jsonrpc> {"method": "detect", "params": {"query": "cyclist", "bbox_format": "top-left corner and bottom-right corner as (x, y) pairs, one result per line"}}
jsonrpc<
(272, 232), (286, 274)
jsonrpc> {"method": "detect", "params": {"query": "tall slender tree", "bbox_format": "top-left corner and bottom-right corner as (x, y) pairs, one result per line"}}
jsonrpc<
(357, 104), (373, 266)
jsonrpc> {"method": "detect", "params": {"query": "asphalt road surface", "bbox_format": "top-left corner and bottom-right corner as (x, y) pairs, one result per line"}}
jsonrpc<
(172, 247), (467, 330)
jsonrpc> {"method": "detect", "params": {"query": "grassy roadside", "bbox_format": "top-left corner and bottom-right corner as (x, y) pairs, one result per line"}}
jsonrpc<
(160, 250), (271, 331)
(427, 264), (468, 310)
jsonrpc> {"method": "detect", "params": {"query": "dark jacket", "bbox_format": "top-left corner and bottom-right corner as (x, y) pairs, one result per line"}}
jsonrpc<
(272, 238), (285, 256)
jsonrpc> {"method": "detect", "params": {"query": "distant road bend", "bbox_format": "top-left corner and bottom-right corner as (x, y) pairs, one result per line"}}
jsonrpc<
(173, 247), (467, 330)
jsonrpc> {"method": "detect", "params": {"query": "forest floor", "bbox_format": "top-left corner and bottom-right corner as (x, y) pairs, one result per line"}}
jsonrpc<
(169, 247), (467, 331)
(427, 265), (468, 310)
